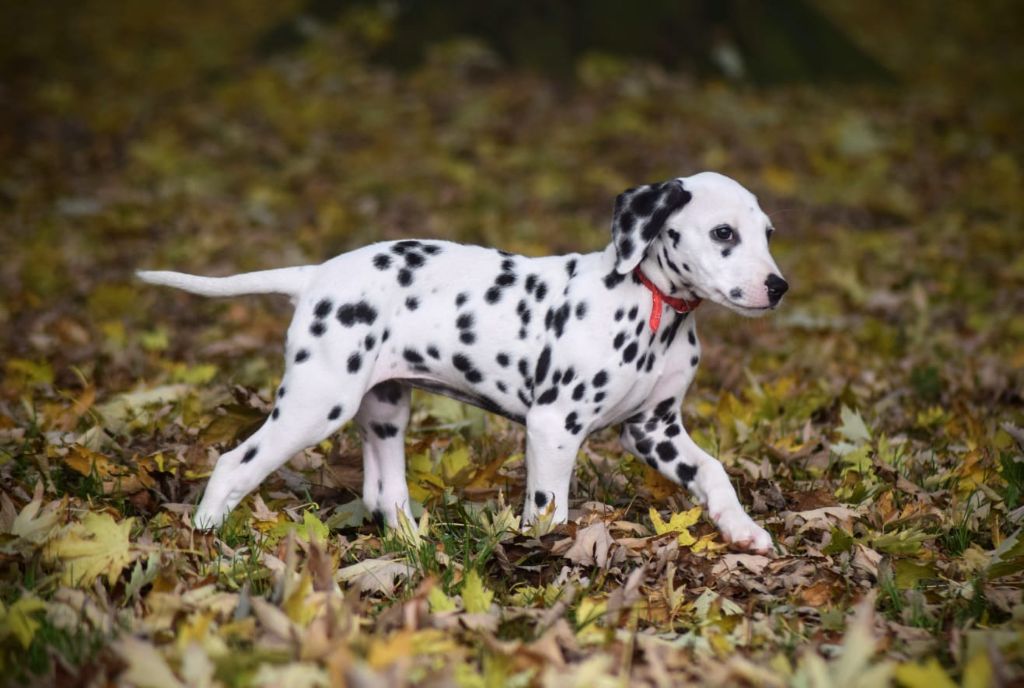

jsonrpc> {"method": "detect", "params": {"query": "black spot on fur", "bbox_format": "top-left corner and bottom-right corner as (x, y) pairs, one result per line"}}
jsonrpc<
(495, 272), (516, 287)
(575, 302), (587, 319)
(271, 408), (280, 420)
(535, 282), (548, 302)
(636, 439), (652, 455)
(328, 405), (342, 421)
(310, 321), (326, 337)
(613, 332), (626, 349)
(372, 509), (385, 528)
(403, 349), (424, 364)
(382, 329), (390, 342)
(572, 383), (586, 400)
(456, 292), (469, 307)
(535, 346), (552, 385)
(614, 308), (624, 321)
(427, 345), (440, 359)
(566, 259), (577, 277)
(392, 240), (421, 254)
(405, 252), (425, 268)
(460, 332), (476, 344)
(406, 296), (420, 310)
(496, 381), (507, 393)
(594, 391), (606, 402)
(604, 271), (627, 289)
(630, 187), (659, 216)
(721, 247), (732, 258)
(397, 268), (413, 286)
(456, 313), (474, 330)
(496, 353), (510, 367)
(690, 355), (699, 367)
(314, 299), (333, 318)
(373, 254), (391, 270)
(500, 258), (515, 272)
(622, 342), (638, 363)
(372, 381), (403, 404)
(365, 334), (376, 350)
(628, 306), (639, 321)
(348, 352), (362, 373)
(550, 303), (571, 337)
(337, 301), (378, 327)
(666, 424), (681, 437)
(423, 244), (442, 255)
(593, 371), (608, 387)
(278, 387), (286, 398)
(536, 387), (558, 405)
(656, 442), (678, 462)
(654, 398), (675, 417)
(295, 349), (310, 363)
(242, 446), (258, 463)
(534, 491), (548, 508)
(688, 329), (697, 346)
(667, 229), (681, 247)
(676, 463), (697, 484)
(485, 286), (502, 304)
(371, 422), (399, 439)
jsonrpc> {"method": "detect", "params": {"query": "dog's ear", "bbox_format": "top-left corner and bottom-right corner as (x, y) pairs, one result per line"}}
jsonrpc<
(610, 180), (691, 275)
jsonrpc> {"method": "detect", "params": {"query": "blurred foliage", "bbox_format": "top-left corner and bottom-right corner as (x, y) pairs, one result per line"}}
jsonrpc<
(0, 0), (1023, 685)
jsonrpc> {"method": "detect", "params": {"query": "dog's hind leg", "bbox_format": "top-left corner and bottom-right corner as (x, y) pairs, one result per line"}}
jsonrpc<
(354, 381), (413, 527)
(193, 350), (369, 530)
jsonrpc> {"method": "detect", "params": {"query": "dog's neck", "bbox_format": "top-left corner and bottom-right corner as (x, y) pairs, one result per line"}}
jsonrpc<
(635, 242), (701, 303)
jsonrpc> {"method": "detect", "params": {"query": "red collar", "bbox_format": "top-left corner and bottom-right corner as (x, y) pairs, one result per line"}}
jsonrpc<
(633, 267), (702, 331)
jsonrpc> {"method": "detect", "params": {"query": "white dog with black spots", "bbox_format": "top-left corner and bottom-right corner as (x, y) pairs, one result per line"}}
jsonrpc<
(139, 171), (788, 552)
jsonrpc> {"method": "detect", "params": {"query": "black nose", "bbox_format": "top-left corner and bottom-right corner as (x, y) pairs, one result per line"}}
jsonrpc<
(765, 274), (789, 305)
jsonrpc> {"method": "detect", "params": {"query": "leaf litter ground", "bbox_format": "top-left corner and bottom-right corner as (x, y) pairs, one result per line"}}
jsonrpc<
(0, 3), (1023, 686)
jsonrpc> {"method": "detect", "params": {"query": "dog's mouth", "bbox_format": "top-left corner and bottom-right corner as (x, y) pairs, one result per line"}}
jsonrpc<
(713, 289), (778, 317)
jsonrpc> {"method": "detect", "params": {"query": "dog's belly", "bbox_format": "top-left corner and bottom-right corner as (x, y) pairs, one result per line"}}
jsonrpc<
(401, 378), (527, 424)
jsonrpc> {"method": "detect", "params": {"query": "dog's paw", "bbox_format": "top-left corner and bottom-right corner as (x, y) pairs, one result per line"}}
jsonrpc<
(711, 508), (773, 554)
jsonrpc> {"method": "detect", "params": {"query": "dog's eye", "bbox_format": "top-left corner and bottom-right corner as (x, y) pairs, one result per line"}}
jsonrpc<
(711, 225), (735, 242)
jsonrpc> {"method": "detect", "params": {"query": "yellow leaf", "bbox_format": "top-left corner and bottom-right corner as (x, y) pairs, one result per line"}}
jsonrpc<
(44, 512), (135, 587)
(283, 572), (316, 626)
(461, 570), (494, 614)
(0, 596), (47, 648)
(894, 658), (957, 688)
(427, 586), (457, 613)
(649, 506), (701, 547)
(441, 444), (472, 484)
(962, 650), (993, 688)
(298, 511), (329, 544)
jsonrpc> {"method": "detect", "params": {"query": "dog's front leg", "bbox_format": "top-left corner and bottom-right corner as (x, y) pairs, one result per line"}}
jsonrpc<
(522, 409), (586, 524)
(621, 409), (772, 553)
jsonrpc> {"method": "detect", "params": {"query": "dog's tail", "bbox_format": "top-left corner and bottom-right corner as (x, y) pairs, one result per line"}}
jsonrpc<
(136, 266), (312, 298)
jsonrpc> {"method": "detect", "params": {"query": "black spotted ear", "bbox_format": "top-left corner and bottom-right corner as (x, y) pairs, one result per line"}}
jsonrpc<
(611, 180), (691, 274)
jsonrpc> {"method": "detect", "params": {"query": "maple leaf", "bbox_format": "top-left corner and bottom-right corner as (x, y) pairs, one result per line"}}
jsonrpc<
(461, 569), (494, 614)
(43, 512), (136, 587)
(0, 595), (47, 649)
(649, 506), (701, 547)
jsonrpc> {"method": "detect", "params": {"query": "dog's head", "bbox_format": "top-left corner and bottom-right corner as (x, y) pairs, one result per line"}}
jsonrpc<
(610, 171), (788, 316)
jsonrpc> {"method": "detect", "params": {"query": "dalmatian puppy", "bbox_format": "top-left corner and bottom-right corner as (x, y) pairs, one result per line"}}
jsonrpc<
(139, 171), (787, 552)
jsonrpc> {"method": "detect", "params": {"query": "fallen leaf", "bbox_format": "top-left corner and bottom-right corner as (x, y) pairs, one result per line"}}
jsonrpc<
(43, 512), (135, 587)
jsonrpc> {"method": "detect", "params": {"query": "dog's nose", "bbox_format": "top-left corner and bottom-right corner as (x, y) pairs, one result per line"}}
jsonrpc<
(765, 274), (789, 305)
